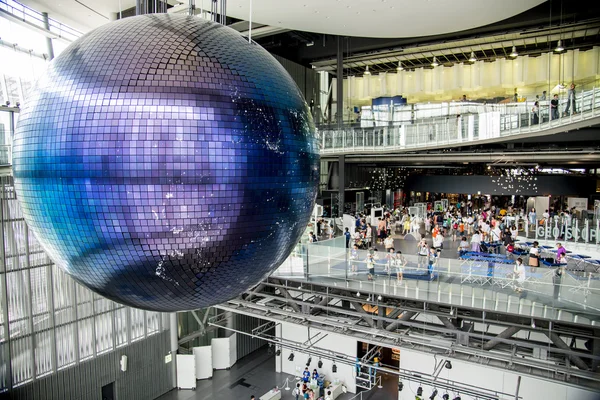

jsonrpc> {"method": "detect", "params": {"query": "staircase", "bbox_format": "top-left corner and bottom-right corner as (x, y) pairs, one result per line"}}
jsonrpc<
(355, 346), (383, 390)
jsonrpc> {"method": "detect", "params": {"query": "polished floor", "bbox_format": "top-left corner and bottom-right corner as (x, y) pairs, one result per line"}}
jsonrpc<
(156, 347), (398, 400)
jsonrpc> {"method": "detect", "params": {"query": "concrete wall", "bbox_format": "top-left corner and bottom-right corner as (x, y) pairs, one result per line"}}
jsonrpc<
(8, 330), (173, 400)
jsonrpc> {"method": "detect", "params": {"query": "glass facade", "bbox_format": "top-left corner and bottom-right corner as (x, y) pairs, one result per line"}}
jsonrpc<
(0, 175), (167, 392)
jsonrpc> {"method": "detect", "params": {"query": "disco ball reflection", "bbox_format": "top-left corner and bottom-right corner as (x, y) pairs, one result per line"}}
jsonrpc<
(12, 14), (319, 312)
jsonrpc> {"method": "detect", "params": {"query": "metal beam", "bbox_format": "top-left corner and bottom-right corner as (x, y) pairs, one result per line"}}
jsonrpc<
(246, 283), (266, 301)
(350, 301), (375, 328)
(483, 326), (521, 351)
(547, 331), (589, 371)
(437, 316), (457, 330)
(385, 311), (417, 331)
(273, 281), (301, 313)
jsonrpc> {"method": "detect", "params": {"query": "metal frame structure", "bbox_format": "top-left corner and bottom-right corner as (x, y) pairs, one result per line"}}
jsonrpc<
(214, 277), (600, 393)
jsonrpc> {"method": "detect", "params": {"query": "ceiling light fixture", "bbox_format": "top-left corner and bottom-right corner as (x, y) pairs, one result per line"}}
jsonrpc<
(510, 46), (518, 58)
(555, 39), (564, 52)
(288, 352), (294, 361)
(396, 61), (403, 71)
(364, 65), (371, 75)
(431, 56), (439, 67)
(469, 51), (477, 62)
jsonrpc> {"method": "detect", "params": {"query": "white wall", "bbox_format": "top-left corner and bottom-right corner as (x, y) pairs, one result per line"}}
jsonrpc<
(397, 348), (599, 400)
(276, 321), (358, 393)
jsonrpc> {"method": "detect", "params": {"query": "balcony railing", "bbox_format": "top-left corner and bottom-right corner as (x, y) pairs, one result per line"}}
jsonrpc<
(320, 87), (600, 155)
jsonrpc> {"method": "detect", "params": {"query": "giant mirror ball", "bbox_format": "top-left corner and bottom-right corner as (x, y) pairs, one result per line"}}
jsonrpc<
(12, 14), (319, 312)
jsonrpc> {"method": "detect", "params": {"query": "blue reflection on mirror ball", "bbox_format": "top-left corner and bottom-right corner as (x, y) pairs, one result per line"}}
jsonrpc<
(13, 14), (319, 312)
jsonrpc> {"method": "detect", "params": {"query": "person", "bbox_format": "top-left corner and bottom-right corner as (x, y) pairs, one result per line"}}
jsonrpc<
(427, 248), (439, 279)
(365, 224), (373, 247)
(384, 235), (394, 253)
(293, 383), (301, 400)
(458, 236), (469, 257)
(350, 244), (359, 275)
(528, 208), (536, 226)
(513, 88), (518, 102)
(303, 367), (311, 383)
(510, 224), (518, 241)
(470, 230), (481, 252)
(312, 369), (319, 380)
(365, 248), (376, 281)
(564, 83), (577, 115)
(462, 94), (467, 102)
(377, 218), (387, 243)
(385, 247), (395, 274)
(556, 242), (568, 275)
(395, 250), (407, 285)
(309, 232), (318, 243)
(251, 396), (256, 400)
(528, 241), (540, 268)
(344, 227), (351, 248)
(541, 90), (547, 101)
(433, 230), (444, 250)
(415, 238), (429, 269)
(551, 93), (559, 120)
(531, 101), (539, 124)
(513, 257), (526, 292)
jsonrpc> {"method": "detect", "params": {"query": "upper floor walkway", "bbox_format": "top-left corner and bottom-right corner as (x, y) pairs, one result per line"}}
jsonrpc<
(320, 87), (600, 156)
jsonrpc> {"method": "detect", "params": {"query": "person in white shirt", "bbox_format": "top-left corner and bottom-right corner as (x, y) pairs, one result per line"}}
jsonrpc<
(417, 239), (429, 268)
(433, 232), (444, 250)
(470, 231), (481, 252)
(510, 225), (518, 241)
(491, 225), (502, 243)
(514, 257), (526, 292)
(542, 210), (550, 220)
(467, 216), (474, 235)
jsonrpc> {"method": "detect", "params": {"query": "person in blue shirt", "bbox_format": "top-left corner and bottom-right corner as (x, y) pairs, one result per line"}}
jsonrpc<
(344, 227), (351, 248)
(312, 369), (319, 380)
(302, 367), (310, 383)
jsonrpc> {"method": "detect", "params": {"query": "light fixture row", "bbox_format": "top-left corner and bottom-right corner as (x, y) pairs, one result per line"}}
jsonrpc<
(362, 41), (568, 75)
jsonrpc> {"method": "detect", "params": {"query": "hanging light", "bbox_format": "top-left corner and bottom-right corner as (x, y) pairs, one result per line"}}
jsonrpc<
(431, 56), (439, 67)
(555, 39), (564, 52)
(288, 352), (295, 361)
(364, 65), (371, 75)
(468, 51), (477, 62)
(510, 46), (518, 58)
(396, 61), (403, 71)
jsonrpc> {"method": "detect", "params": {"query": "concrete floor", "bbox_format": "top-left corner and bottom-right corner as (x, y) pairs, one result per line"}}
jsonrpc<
(156, 347), (398, 400)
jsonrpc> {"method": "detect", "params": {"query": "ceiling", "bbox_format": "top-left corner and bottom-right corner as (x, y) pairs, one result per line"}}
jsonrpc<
(19, 0), (545, 38)
(18, 0), (135, 32)
(225, 0), (546, 38)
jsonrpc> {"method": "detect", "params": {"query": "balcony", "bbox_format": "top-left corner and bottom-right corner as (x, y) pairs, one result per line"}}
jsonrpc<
(320, 87), (600, 156)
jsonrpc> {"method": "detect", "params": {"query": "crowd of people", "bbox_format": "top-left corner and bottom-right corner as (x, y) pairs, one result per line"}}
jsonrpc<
(337, 199), (574, 288)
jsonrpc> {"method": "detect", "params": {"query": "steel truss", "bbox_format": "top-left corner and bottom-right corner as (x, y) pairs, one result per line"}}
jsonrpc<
(215, 277), (600, 392)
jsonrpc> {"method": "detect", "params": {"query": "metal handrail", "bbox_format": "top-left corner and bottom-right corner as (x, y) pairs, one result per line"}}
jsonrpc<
(319, 87), (600, 155)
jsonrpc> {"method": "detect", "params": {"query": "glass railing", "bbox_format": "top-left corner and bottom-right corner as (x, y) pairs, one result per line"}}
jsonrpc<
(319, 87), (600, 154)
(273, 239), (600, 325)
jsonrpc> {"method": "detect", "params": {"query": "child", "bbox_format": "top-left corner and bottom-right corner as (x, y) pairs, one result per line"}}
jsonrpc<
(350, 244), (359, 275)
(395, 250), (407, 285)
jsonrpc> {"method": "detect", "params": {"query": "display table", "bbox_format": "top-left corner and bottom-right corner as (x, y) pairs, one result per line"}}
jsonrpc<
(324, 383), (344, 399)
(259, 389), (282, 400)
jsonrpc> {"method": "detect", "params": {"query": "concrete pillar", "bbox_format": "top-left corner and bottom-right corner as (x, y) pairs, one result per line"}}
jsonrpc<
(338, 155), (345, 218)
(41, 12), (54, 60)
(169, 313), (178, 388)
(336, 36), (344, 127)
